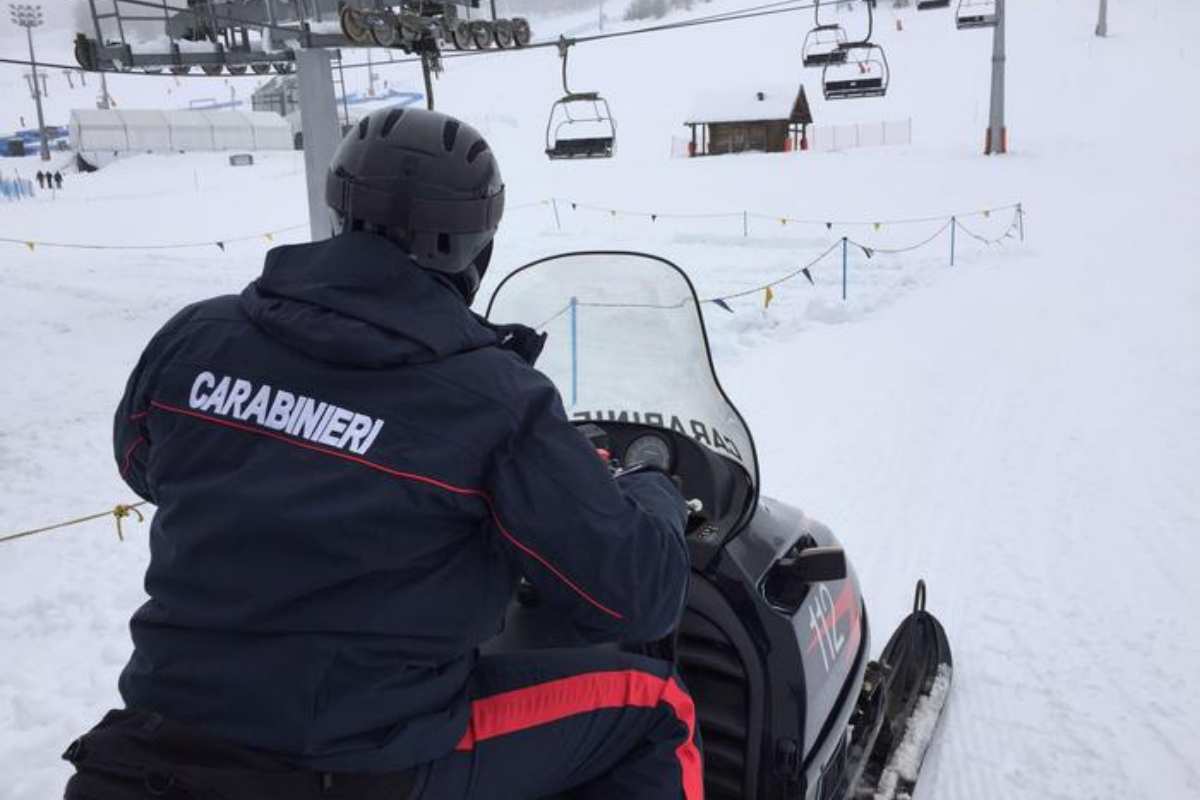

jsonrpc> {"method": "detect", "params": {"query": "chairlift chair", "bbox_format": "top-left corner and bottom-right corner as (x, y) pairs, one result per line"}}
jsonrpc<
(820, 0), (890, 100)
(802, 2), (849, 68)
(545, 38), (616, 160)
(546, 94), (617, 159)
(822, 42), (890, 100)
(916, 0), (952, 9)
(802, 24), (849, 67)
(956, 0), (998, 29)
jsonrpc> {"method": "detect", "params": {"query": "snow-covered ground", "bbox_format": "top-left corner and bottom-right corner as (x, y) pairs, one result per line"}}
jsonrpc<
(2, 1), (1199, 797)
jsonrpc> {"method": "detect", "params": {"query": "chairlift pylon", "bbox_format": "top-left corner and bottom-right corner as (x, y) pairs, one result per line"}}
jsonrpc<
(545, 37), (616, 160)
(821, 0), (890, 100)
(956, 0), (998, 29)
(802, 1), (848, 68)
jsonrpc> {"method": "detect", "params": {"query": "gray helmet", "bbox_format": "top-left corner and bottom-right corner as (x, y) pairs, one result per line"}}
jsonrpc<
(325, 106), (504, 300)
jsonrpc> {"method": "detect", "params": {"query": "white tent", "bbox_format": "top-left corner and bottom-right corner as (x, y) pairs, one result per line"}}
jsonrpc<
(240, 111), (294, 150)
(163, 110), (214, 151)
(69, 109), (293, 156)
(205, 111), (257, 151)
(120, 110), (172, 152)
(68, 109), (131, 153)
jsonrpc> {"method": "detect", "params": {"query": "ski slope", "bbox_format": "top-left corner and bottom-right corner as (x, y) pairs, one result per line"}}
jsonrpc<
(2, 1), (1199, 798)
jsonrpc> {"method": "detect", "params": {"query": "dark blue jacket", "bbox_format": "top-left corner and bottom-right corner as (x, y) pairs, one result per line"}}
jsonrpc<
(113, 232), (690, 772)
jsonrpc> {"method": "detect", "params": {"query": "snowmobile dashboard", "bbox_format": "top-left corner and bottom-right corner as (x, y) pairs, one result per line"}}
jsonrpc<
(580, 420), (754, 541)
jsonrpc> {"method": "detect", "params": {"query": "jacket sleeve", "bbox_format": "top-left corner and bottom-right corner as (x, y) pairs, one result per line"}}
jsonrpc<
(113, 306), (197, 503)
(486, 376), (691, 644)
(114, 341), (157, 504)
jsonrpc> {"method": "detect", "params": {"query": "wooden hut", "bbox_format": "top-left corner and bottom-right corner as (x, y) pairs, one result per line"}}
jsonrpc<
(684, 85), (813, 157)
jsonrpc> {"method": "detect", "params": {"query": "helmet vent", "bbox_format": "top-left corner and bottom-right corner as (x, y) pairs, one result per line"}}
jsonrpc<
(380, 108), (405, 138)
(466, 140), (490, 164)
(442, 121), (460, 152)
(357, 118), (370, 140)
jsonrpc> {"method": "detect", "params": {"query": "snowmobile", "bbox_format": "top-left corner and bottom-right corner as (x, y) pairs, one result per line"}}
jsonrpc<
(482, 251), (954, 800)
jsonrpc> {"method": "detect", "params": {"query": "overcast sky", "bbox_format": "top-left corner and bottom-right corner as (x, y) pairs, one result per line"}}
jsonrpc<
(1, 2), (86, 56)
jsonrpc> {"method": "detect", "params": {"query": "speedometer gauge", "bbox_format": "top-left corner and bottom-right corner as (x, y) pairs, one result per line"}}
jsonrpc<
(624, 434), (672, 472)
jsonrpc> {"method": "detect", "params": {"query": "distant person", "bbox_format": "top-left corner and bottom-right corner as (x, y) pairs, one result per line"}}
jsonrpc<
(35, 171), (45, 190)
(54, 171), (63, 190)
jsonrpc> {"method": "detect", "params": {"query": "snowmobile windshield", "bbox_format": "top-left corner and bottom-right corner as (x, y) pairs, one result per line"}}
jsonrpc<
(485, 251), (758, 492)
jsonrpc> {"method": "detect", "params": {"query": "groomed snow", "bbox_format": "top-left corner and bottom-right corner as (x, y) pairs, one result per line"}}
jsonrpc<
(2, 1), (1199, 799)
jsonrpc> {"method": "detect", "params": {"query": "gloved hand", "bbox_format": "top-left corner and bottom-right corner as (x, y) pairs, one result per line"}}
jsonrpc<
(613, 463), (704, 530)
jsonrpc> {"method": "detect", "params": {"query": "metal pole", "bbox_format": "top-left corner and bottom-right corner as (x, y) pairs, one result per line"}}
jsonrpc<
(296, 48), (340, 242)
(264, 0), (279, 52)
(421, 53), (435, 110)
(1095, 0), (1108, 37)
(598, 0), (604, 32)
(569, 297), (579, 406)
(1017, 203), (1024, 241)
(742, 210), (748, 237)
(950, 216), (956, 265)
(841, 237), (848, 301)
(24, 25), (49, 161)
(86, 0), (103, 43)
(986, 0), (1007, 155)
(98, 70), (112, 110)
(337, 56), (350, 125)
(551, 198), (562, 231)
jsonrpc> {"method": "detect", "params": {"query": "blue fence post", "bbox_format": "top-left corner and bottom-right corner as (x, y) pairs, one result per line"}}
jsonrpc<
(841, 237), (848, 301)
(569, 296), (578, 406)
(950, 216), (956, 266)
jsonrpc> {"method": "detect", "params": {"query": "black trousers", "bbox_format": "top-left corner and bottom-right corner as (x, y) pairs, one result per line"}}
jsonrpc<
(64, 649), (701, 800)
(419, 648), (702, 799)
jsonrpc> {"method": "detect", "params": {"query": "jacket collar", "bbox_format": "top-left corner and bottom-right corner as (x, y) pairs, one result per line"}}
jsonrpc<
(240, 232), (499, 368)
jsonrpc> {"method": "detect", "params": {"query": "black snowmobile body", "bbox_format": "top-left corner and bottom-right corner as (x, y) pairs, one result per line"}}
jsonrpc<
(483, 252), (954, 800)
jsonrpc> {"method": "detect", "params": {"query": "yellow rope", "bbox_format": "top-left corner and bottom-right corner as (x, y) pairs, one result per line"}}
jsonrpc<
(0, 501), (148, 545)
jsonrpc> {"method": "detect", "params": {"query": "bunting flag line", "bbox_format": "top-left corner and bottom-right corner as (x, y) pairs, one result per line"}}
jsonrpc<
(1, 200), (1021, 259)
(712, 298), (733, 313)
(802, 267), (814, 285)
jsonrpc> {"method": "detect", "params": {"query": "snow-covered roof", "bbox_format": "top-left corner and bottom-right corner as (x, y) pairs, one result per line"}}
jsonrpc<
(685, 85), (810, 124)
